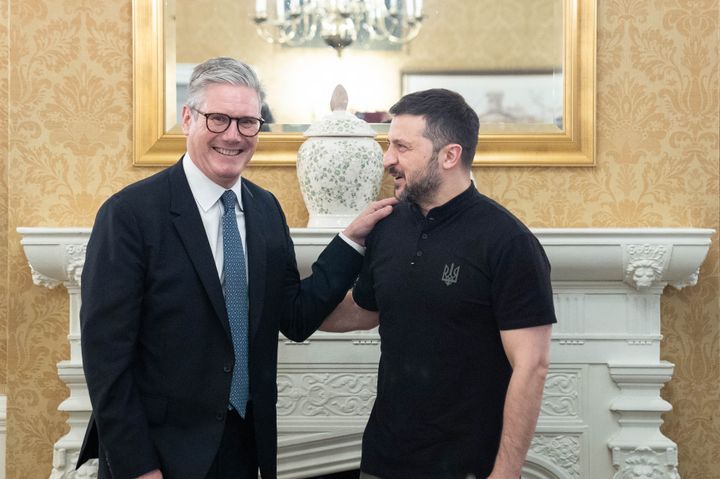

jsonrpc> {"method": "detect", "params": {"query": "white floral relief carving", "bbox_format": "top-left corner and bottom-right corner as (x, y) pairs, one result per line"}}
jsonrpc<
(30, 265), (62, 289)
(669, 267), (699, 290)
(623, 244), (669, 289)
(65, 244), (87, 286)
(51, 448), (97, 479)
(530, 434), (581, 478)
(612, 447), (679, 479)
(277, 373), (377, 416)
(541, 372), (579, 417)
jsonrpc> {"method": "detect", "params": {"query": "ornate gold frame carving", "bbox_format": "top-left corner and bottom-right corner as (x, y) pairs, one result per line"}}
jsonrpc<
(132, 0), (595, 167)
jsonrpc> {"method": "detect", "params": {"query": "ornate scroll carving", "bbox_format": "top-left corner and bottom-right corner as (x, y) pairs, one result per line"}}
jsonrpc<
(277, 373), (377, 416)
(541, 371), (580, 418)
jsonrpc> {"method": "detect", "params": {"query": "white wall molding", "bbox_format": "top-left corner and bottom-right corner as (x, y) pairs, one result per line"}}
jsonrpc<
(17, 227), (714, 478)
(607, 363), (680, 478)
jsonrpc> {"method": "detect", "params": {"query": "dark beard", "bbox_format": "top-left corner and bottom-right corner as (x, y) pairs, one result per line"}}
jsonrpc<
(399, 151), (442, 206)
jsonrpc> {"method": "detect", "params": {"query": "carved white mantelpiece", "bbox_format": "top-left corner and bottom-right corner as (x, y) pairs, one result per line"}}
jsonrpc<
(17, 227), (714, 479)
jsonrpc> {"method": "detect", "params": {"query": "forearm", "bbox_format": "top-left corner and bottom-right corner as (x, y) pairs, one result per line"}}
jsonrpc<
(489, 363), (548, 478)
(319, 292), (379, 332)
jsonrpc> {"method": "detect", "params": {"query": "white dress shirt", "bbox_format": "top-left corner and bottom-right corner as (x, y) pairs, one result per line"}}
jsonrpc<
(182, 154), (365, 288)
(182, 154), (248, 284)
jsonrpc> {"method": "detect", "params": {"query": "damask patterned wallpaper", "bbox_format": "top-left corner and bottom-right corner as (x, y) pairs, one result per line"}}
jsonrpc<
(1, 1), (718, 478)
(0, 0), (8, 393)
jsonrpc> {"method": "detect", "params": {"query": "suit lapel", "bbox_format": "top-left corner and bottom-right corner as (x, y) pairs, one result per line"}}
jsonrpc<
(242, 182), (267, 340)
(168, 161), (230, 337)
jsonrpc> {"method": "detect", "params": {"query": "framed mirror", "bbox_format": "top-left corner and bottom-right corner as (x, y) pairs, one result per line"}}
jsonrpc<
(133, 0), (595, 166)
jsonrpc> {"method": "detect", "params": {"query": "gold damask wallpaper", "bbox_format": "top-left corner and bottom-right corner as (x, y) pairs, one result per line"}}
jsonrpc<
(1, 0), (718, 478)
(0, 0), (7, 394)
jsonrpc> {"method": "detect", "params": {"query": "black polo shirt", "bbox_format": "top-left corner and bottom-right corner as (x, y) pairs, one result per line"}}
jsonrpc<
(354, 184), (556, 479)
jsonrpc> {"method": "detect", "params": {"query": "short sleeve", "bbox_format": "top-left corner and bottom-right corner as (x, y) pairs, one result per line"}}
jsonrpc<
(491, 233), (557, 330)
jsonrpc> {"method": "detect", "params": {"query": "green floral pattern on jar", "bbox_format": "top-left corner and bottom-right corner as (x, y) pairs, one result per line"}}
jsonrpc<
(297, 136), (384, 220)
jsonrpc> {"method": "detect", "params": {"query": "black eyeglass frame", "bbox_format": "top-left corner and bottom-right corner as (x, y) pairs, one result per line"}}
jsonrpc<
(189, 106), (265, 137)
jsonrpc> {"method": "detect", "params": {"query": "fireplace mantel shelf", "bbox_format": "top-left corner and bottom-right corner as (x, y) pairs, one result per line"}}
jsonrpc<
(18, 226), (714, 479)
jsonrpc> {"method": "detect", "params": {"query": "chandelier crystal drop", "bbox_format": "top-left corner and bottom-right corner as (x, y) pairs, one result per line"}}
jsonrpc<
(253, 0), (424, 55)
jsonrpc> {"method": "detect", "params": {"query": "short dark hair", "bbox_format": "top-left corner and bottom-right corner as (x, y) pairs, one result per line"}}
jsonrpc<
(389, 88), (479, 169)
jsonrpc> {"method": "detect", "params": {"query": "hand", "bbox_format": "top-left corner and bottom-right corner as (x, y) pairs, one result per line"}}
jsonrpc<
(136, 470), (163, 479)
(342, 197), (398, 246)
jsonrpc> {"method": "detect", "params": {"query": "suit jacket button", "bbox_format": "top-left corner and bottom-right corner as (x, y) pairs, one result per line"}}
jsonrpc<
(223, 364), (232, 373)
(216, 411), (225, 421)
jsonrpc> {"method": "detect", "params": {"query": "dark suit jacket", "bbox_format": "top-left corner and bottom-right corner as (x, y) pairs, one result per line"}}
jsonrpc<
(78, 160), (362, 479)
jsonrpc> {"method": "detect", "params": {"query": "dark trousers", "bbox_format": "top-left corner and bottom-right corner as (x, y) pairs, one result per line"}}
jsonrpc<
(205, 404), (258, 479)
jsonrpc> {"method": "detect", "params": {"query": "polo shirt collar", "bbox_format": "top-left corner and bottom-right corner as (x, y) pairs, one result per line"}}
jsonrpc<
(410, 183), (477, 220)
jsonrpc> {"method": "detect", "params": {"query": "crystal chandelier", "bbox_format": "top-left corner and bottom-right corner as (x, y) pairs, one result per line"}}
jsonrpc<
(253, 0), (424, 55)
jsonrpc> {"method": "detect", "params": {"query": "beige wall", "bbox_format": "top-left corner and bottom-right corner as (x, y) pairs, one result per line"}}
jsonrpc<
(0, 0), (7, 395)
(1, 1), (718, 478)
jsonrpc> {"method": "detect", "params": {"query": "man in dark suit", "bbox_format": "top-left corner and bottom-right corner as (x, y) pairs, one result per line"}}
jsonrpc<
(77, 57), (395, 479)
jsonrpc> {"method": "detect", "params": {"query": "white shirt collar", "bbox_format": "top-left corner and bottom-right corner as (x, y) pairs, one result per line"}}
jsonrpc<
(182, 154), (244, 212)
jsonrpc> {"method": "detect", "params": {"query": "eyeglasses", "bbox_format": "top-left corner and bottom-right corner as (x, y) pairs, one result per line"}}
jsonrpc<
(190, 107), (265, 137)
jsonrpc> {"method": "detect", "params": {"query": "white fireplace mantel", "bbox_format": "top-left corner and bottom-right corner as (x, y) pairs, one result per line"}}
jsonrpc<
(17, 226), (714, 479)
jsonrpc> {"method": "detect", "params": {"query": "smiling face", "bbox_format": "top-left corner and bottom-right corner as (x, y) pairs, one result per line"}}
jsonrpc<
(181, 83), (262, 188)
(384, 114), (442, 207)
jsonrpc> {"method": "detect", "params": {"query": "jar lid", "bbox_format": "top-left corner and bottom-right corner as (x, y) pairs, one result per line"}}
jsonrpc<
(304, 85), (377, 138)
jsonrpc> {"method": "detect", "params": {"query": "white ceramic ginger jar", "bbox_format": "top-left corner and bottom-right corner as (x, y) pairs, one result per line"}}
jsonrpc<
(297, 85), (384, 228)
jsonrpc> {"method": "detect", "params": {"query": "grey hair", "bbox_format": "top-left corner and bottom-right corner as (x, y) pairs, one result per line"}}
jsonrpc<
(186, 57), (264, 110)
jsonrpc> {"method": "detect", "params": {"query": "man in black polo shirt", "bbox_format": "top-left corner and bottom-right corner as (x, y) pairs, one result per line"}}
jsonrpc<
(321, 89), (556, 479)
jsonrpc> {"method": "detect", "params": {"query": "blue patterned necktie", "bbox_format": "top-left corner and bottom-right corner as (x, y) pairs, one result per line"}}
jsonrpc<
(220, 190), (250, 417)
